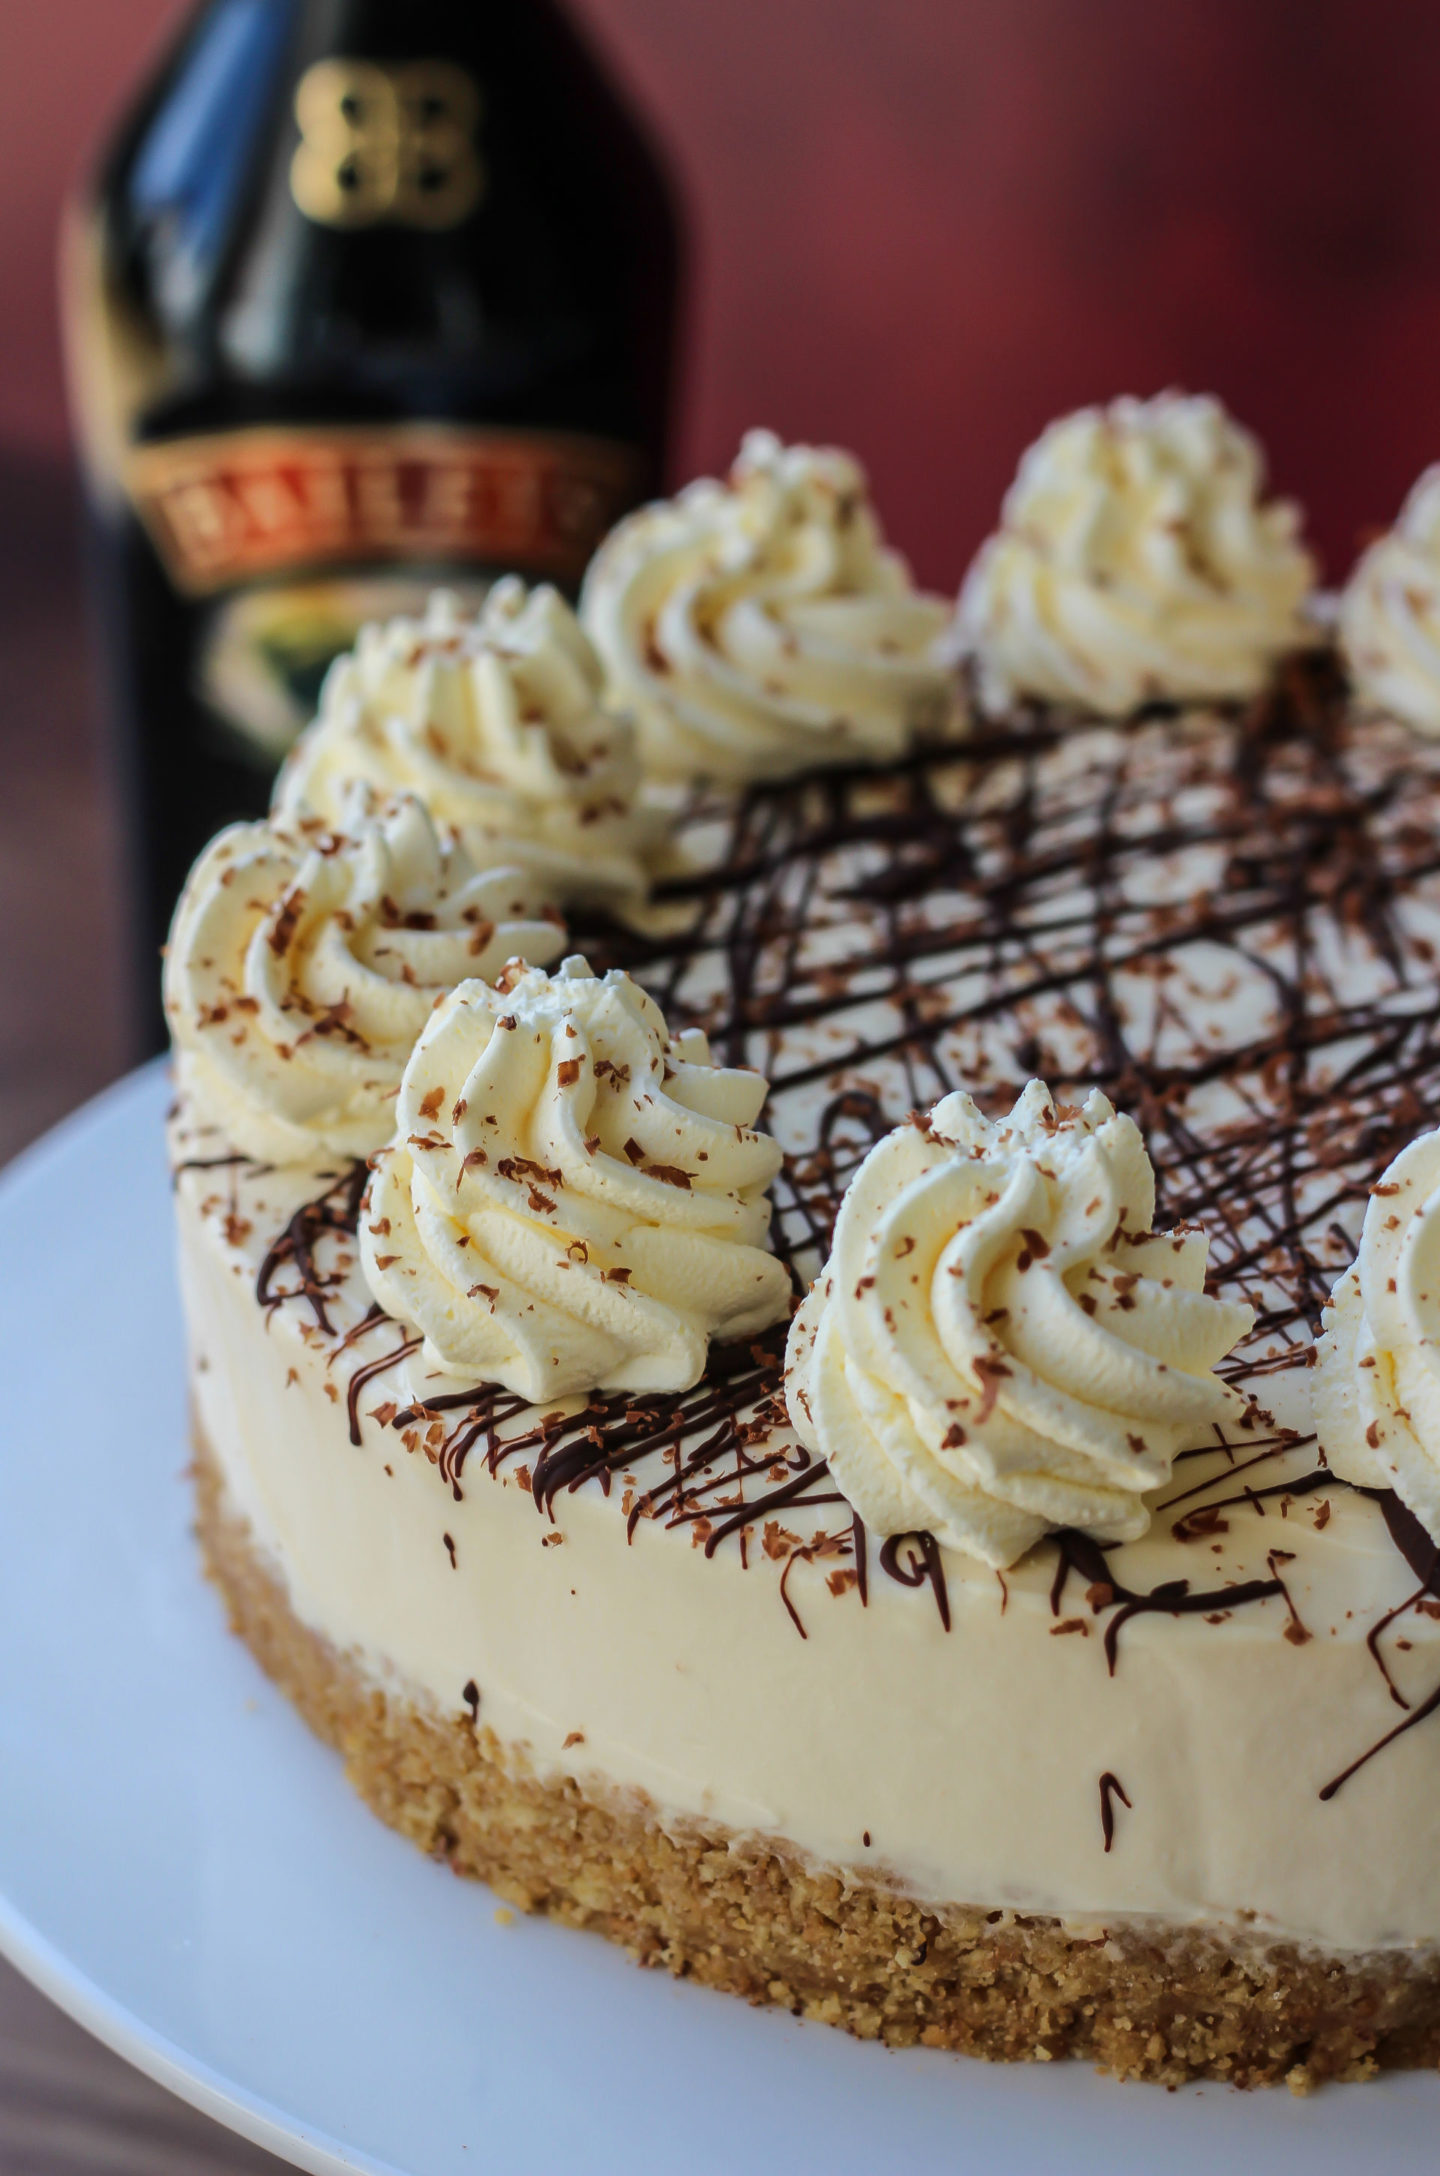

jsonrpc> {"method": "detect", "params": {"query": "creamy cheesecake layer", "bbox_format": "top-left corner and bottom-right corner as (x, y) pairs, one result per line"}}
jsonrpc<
(176, 666), (1440, 1955)
(177, 1132), (1440, 1953)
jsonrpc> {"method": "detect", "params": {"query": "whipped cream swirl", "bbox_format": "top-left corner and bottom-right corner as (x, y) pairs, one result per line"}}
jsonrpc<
(955, 393), (1315, 718)
(165, 792), (564, 1164)
(579, 428), (957, 782)
(785, 1082), (1253, 1568)
(1339, 467), (1440, 738)
(361, 957), (791, 1399)
(274, 581), (654, 911)
(1316, 1128), (1440, 1540)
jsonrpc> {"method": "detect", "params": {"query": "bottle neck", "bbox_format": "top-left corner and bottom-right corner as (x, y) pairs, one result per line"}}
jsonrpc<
(72, 0), (679, 473)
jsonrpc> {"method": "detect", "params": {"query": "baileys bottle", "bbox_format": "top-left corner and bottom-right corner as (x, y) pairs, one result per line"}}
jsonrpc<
(63, 0), (682, 1044)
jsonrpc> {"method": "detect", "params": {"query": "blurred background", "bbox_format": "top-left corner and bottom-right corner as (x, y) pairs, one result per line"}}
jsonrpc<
(4, 0), (1440, 2163)
(14, 1), (1440, 585)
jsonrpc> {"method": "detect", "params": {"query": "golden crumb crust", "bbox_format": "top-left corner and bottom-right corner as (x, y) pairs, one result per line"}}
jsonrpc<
(193, 1427), (1440, 2091)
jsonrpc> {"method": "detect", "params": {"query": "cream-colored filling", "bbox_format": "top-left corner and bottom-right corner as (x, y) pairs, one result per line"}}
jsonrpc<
(179, 1138), (1440, 1954)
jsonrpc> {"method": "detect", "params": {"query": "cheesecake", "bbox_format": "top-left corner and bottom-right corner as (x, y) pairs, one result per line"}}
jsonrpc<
(172, 414), (1440, 2089)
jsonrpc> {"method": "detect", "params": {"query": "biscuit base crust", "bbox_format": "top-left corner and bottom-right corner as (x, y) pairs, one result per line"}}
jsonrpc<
(194, 1428), (1440, 2090)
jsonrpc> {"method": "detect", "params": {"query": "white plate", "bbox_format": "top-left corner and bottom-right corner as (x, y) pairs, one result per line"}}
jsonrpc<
(0, 1063), (1436, 2176)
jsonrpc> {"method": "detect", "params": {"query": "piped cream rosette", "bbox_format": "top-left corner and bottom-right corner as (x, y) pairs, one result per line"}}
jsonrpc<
(1339, 467), (1440, 738)
(1316, 1127), (1440, 1541)
(361, 957), (792, 1401)
(785, 1081), (1253, 1569)
(580, 428), (957, 782)
(164, 790), (564, 1164)
(955, 392), (1315, 718)
(274, 580), (656, 914)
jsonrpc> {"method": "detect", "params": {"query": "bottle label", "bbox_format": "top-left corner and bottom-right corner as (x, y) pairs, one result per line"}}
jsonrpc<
(124, 423), (642, 596)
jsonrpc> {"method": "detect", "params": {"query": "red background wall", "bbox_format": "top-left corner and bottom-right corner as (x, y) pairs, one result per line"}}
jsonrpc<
(4, 0), (1440, 587)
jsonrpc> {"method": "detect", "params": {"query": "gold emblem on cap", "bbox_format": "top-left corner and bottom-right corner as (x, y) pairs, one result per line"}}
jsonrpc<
(291, 59), (484, 230)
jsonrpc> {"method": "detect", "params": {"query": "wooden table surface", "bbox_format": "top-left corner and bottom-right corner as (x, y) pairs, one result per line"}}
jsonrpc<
(0, 453), (291, 2172)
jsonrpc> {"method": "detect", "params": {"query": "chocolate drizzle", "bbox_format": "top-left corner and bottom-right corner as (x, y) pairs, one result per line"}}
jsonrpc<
(1314, 1485), (1440, 1796)
(172, 1151), (257, 1180)
(1099, 1770), (1131, 1853)
(256, 1162), (367, 1334)
(609, 658), (1440, 1364)
(1320, 1672), (1440, 1802)
(346, 1333), (422, 1447)
(1376, 1490), (1440, 1593)
(249, 662), (1440, 1715)
(851, 1512), (869, 1606)
(877, 1531), (951, 1631)
(1049, 1527), (1286, 1674)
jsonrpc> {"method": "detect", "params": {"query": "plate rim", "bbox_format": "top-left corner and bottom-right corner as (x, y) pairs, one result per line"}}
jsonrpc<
(0, 1877), (387, 2176)
(0, 1062), (394, 2175)
(4, 1062), (1440, 2176)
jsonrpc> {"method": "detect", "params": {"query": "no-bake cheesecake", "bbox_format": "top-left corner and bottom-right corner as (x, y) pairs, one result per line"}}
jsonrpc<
(171, 410), (1440, 2088)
